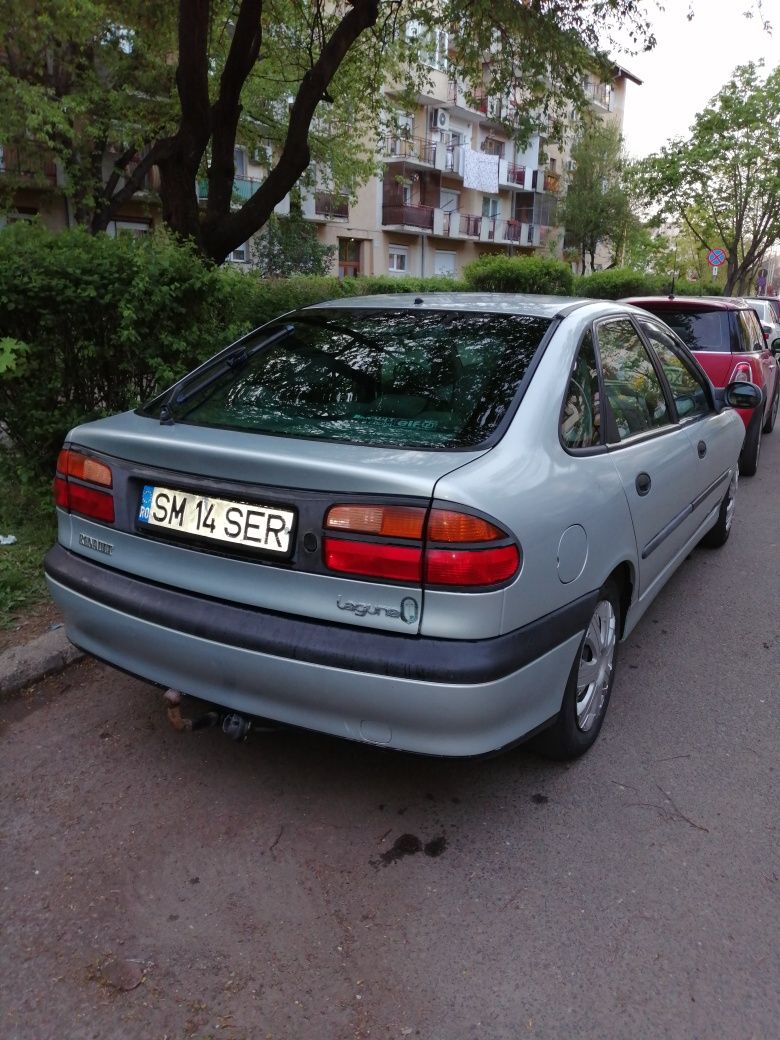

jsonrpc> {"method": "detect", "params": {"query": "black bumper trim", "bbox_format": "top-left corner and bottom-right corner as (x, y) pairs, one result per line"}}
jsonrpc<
(44, 545), (596, 685)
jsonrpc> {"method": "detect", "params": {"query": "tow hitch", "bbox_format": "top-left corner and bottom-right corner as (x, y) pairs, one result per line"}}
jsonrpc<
(163, 689), (254, 741)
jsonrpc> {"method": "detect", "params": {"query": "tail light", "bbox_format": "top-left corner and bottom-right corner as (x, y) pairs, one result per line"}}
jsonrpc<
(729, 362), (753, 384)
(323, 505), (520, 589)
(54, 449), (115, 523)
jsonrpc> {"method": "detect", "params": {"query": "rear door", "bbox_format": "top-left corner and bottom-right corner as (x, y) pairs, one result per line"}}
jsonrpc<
(738, 309), (778, 418)
(637, 318), (736, 522)
(595, 318), (699, 599)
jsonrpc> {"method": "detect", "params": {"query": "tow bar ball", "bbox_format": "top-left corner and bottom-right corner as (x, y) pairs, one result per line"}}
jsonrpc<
(162, 689), (252, 741)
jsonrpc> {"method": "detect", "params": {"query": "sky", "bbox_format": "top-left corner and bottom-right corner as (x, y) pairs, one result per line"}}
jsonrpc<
(613, 0), (778, 158)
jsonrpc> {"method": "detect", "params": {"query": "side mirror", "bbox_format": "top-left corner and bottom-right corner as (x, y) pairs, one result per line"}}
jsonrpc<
(724, 380), (762, 410)
(771, 338), (780, 358)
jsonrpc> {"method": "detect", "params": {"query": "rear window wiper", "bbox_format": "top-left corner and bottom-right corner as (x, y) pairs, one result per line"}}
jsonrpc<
(158, 324), (295, 424)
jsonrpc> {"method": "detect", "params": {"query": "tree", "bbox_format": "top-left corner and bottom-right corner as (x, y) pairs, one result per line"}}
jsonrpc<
(252, 207), (335, 277)
(559, 121), (635, 273)
(636, 62), (780, 295)
(2, 1), (745, 265)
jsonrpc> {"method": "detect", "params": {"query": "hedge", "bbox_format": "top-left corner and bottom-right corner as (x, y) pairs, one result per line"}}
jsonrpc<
(0, 225), (465, 475)
(0, 222), (722, 479)
(463, 255), (575, 295)
(575, 266), (722, 300)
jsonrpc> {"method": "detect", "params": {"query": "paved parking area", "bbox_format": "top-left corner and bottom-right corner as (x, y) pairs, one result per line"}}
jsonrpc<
(2, 437), (779, 1040)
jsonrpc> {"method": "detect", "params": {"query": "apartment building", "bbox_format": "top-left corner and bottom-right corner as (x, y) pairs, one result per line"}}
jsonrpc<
(0, 57), (639, 278)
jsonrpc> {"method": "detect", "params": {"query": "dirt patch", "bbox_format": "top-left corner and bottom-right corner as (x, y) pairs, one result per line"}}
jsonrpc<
(0, 600), (62, 655)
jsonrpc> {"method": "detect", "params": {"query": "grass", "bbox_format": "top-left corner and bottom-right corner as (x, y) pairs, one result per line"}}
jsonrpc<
(0, 451), (56, 628)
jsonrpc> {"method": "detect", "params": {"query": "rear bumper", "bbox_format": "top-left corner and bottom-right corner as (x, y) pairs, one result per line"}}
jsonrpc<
(44, 545), (593, 756)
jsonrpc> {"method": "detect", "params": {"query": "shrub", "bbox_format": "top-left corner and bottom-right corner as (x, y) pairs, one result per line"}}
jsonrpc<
(575, 268), (664, 299)
(0, 224), (468, 476)
(463, 255), (574, 295)
(0, 224), (260, 474)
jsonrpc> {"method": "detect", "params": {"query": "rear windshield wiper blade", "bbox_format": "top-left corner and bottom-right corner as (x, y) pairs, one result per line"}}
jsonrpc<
(158, 324), (295, 424)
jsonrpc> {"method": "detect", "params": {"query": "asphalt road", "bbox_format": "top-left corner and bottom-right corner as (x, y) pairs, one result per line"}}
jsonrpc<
(2, 435), (779, 1040)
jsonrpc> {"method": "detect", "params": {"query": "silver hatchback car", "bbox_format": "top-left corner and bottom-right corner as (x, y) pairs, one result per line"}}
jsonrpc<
(45, 294), (760, 758)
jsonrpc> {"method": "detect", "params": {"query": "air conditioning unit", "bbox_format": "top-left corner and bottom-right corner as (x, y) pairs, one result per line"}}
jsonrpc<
(430, 108), (450, 132)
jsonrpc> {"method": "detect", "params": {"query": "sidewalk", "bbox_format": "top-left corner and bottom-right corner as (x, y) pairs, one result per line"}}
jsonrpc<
(0, 622), (84, 699)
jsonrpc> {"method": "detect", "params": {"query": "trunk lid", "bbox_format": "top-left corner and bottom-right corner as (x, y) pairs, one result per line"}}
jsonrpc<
(60, 410), (488, 635)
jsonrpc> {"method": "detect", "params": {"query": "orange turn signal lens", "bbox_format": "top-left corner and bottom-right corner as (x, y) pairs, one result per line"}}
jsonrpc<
(325, 505), (425, 539)
(427, 509), (504, 543)
(56, 449), (113, 488)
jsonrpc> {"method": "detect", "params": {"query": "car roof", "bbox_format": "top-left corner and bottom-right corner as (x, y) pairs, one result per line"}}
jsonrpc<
(622, 295), (750, 312)
(303, 292), (595, 320)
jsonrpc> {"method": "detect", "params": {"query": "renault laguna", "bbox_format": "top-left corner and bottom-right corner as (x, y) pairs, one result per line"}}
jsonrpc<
(45, 294), (760, 758)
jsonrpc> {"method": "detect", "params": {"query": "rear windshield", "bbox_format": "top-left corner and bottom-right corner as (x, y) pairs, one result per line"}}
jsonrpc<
(141, 309), (552, 449)
(644, 308), (732, 353)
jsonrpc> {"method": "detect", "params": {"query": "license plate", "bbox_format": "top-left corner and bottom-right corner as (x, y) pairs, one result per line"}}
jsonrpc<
(138, 485), (295, 554)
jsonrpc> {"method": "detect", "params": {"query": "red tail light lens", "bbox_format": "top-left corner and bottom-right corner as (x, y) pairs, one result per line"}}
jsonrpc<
(323, 537), (422, 582)
(323, 504), (520, 589)
(729, 362), (752, 384)
(425, 545), (520, 586)
(54, 448), (115, 523)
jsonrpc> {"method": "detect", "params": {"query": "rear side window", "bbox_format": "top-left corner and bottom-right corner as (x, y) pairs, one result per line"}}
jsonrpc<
(737, 310), (763, 352)
(144, 309), (552, 449)
(596, 320), (671, 441)
(654, 309), (732, 353)
(561, 331), (601, 449)
(639, 321), (711, 420)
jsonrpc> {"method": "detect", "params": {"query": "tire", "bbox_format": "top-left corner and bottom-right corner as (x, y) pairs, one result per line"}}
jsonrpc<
(699, 471), (737, 549)
(739, 410), (762, 477)
(762, 384), (778, 434)
(534, 579), (621, 761)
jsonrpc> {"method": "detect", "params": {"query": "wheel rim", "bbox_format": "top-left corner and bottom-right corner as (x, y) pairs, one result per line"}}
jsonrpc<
(575, 600), (617, 732)
(725, 472), (738, 531)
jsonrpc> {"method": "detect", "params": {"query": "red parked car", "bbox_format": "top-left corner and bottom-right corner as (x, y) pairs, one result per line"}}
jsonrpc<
(622, 296), (780, 475)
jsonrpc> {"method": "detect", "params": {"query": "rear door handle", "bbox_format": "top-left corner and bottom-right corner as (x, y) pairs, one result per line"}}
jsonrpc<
(697, 440), (707, 458)
(635, 472), (651, 496)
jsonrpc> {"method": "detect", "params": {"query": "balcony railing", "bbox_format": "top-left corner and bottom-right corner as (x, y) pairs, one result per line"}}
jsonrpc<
(0, 146), (57, 185)
(383, 136), (436, 165)
(458, 213), (482, 237)
(314, 191), (349, 219)
(382, 203), (434, 229)
(506, 163), (526, 185)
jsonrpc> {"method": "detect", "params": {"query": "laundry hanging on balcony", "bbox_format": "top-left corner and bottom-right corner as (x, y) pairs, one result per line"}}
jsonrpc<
(462, 147), (499, 194)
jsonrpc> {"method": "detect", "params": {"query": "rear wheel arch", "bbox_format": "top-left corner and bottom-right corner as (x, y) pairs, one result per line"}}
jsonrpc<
(606, 561), (634, 639)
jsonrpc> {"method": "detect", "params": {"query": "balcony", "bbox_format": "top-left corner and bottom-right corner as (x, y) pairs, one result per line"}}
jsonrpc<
(382, 203), (434, 230)
(314, 191), (349, 219)
(0, 146), (57, 186)
(383, 135), (436, 166)
(456, 213), (482, 238)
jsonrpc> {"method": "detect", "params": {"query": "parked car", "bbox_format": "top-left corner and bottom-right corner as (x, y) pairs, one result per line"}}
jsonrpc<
(622, 296), (779, 475)
(45, 295), (761, 760)
(742, 296), (780, 349)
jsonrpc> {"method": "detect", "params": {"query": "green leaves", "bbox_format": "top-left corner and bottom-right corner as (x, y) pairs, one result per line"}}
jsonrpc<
(637, 61), (780, 294)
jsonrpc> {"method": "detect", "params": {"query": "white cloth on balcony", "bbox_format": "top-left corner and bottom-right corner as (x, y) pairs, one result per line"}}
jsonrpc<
(462, 147), (499, 194)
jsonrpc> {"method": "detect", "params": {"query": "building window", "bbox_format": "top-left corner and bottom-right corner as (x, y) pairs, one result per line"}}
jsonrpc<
(227, 242), (249, 263)
(107, 218), (151, 238)
(434, 250), (456, 277)
(234, 147), (247, 177)
(482, 196), (499, 219)
(338, 238), (361, 278)
(389, 246), (408, 274)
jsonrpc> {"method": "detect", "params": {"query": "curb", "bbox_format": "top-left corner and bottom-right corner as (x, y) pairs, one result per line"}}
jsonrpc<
(0, 626), (85, 700)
